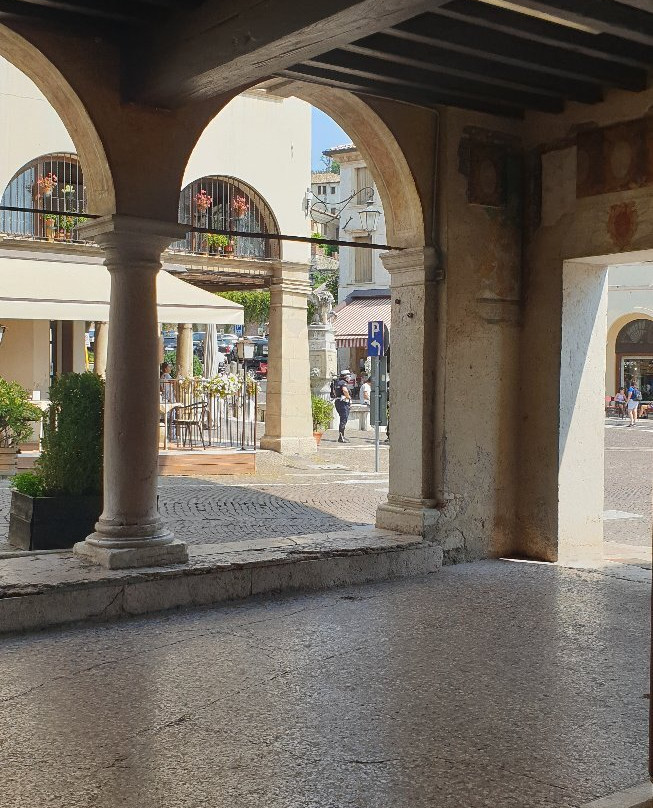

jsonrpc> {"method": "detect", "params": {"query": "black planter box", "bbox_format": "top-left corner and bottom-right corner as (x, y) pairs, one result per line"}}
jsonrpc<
(8, 491), (102, 551)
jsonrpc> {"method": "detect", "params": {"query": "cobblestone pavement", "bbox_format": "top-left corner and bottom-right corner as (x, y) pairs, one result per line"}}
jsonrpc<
(604, 417), (653, 548)
(0, 422), (649, 552)
(0, 560), (648, 807)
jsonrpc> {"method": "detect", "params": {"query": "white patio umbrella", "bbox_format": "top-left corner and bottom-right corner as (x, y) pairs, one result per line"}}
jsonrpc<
(203, 323), (220, 379)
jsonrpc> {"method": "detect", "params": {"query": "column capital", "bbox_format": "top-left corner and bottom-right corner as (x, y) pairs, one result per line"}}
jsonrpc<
(380, 246), (442, 285)
(270, 262), (311, 296)
(79, 215), (187, 267)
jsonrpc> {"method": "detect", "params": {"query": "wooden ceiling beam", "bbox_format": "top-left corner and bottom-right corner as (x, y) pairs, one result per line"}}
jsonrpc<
(0, 0), (165, 24)
(306, 49), (564, 112)
(280, 64), (525, 118)
(344, 32), (603, 104)
(441, 0), (653, 69)
(129, 0), (443, 107)
(481, 0), (653, 48)
(390, 14), (648, 91)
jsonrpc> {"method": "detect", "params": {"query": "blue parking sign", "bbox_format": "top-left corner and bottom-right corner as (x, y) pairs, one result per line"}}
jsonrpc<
(234, 324), (244, 336)
(367, 320), (384, 357)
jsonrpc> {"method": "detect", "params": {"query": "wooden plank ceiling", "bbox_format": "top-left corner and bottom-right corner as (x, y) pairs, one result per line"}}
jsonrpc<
(0, 0), (651, 117)
(279, 0), (653, 118)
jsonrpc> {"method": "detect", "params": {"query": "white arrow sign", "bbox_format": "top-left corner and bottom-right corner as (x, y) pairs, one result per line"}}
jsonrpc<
(370, 339), (381, 352)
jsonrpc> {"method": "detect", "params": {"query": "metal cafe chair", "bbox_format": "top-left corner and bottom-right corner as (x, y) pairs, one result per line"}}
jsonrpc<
(174, 401), (207, 449)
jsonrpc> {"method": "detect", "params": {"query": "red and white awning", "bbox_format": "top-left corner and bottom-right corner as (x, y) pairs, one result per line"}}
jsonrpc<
(333, 296), (391, 347)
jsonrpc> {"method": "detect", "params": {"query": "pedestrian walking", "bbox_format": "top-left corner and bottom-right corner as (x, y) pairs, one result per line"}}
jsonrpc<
(626, 379), (641, 427)
(334, 371), (352, 443)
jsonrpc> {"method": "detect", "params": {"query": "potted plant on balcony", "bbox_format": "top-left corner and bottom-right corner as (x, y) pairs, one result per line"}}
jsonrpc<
(206, 233), (229, 254)
(0, 379), (43, 476)
(311, 395), (333, 446)
(9, 372), (104, 550)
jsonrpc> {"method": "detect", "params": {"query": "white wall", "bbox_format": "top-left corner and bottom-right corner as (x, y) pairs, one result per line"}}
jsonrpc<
(183, 92), (312, 264)
(0, 319), (50, 393)
(337, 156), (388, 302)
(0, 56), (75, 195)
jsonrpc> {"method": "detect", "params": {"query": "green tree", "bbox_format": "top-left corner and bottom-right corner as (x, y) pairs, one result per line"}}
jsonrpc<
(217, 291), (270, 327)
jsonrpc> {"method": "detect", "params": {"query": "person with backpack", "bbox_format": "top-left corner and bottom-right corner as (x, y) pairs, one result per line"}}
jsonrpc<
(626, 379), (642, 427)
(333, 371), (352, 443)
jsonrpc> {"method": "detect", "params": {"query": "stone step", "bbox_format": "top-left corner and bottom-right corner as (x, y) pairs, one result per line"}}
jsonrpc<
(0, 529), (442, 634)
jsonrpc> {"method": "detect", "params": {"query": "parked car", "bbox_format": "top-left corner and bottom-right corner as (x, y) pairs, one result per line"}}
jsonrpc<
(245, 338), (269, 378)
(163, 336), (177, 352)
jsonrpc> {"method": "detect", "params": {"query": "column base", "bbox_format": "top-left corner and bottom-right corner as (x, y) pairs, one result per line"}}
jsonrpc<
(260, 435), (317, 456)
(73, 538), (188, 569)
(376, 497), (441, 539)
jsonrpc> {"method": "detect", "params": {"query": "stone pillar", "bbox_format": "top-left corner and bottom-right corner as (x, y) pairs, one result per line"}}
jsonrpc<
(93, 321), (109, 377)
(260, 262), (316, 455)
(376, 247), (441, 538)
(176, 323), (194, 378)
(73, 215), (188, 569)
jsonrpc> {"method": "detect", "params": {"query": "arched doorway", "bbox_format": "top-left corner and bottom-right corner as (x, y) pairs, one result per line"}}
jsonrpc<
(174, 175), (281, 259)
(0, 152), (87, 240)
(615, 318), (653, 395)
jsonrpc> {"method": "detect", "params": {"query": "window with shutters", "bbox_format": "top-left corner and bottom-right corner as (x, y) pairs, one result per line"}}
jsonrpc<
(355, 166), (374, 203)
(354, 238), (373, 283)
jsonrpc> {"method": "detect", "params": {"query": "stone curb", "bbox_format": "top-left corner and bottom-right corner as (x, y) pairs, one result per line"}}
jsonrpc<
(0, 537), (443, 635)
(581, 782), (653, 807)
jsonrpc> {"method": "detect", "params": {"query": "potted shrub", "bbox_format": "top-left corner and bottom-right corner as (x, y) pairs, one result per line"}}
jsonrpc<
(8, 372), (104, 551)
(206, 233), (229, 254)
(0, 379), (43, 476)
(311, 395), (333, 445)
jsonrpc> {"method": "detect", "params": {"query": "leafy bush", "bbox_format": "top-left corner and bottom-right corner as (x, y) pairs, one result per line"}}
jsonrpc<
(36, 372), (104, 496)
(311, 395), (333, 432)
(206, 233), (229, 249)
(0, 378), (43, 448)
(11, 471), (45, 497)
(164, 350), (203, 378)
(217, 291), (270, 327)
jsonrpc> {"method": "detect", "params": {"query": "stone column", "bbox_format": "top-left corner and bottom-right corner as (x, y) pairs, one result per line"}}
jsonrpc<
(376, 246), (441, 538)
(93, 321), (109, 377)
(176, 323), (194, 378)
(73, 215), (188, 569)
(260, 262), (316, 455)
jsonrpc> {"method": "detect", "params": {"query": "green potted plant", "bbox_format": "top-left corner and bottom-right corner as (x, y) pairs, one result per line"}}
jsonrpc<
(206, 233), (229, 254)
(0, 379), (43, 476)
(311, 394), (333, 445)
(9, 372), (104, 550)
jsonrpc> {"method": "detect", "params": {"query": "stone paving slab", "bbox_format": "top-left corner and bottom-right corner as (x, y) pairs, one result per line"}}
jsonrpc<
(0, 560), (648, 808)
(0, 528), (442, 634)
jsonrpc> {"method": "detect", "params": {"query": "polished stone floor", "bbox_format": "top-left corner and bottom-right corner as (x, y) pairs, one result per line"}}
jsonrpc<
(0, 560), (648, 808)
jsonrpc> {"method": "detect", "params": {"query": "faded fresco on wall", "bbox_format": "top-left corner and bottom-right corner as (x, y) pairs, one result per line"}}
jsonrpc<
(459, 133), (522, 318)
(577, 117), (653, 198)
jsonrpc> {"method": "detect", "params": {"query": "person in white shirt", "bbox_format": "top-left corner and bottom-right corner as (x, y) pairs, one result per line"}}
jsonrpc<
(359, 376), (371, 405)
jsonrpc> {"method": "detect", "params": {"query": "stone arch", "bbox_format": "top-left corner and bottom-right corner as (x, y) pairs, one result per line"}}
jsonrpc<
(176, 83), (429, 250)
(281, 84), (428, 249)
(0, 25), (114, 214)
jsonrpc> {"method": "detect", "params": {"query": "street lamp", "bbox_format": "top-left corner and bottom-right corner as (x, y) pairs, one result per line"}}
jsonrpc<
(358, 204), (381, 234)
